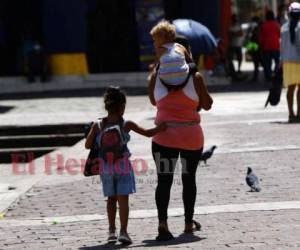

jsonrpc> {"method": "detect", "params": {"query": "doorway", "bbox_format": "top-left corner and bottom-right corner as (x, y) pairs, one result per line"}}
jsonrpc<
(85, 0), (140, 73)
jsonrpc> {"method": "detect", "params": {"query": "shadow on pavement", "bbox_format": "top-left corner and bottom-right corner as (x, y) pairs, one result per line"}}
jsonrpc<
(79, 234), (206, 249)
(270, 121), (297, 125)
(79, 242), (131, 249)
(0, 105), (14, 114)
(140, 233), (206, 247)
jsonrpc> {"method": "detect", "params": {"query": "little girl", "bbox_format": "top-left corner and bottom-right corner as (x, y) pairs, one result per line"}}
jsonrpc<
(85, 86), (166, 244)
(150, 20), (193, 87)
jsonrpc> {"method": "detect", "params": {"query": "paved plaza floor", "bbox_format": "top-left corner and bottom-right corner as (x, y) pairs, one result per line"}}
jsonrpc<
(0, 90), (299, 249)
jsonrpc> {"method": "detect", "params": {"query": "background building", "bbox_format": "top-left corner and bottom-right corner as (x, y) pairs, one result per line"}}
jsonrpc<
(0, 0), (290, 77)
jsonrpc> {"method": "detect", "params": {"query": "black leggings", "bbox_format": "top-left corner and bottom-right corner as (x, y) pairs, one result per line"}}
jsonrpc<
(152, 142), (203, 224)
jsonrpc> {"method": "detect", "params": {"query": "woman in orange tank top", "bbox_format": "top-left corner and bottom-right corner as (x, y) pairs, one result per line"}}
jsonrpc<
(148, 24), (213, 241)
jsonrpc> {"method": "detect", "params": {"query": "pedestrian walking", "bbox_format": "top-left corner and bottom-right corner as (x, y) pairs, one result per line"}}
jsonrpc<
(259, 10), (280, 82)
(277, 3), (288, 26)
(281, 2), (300, 123)
(227, 14), (244, 77)
(85, 87), (167, 244)
(246, 16), (262, 81)
(22, 35), (48, 83)
(148, 21), (213, 241)
(0, 18), (6, 76)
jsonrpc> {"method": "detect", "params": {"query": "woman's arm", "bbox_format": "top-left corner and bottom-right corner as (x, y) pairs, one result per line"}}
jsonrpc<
(85, 123), (99, 149)
(193, 72), (213, 111)
(125, 121), (166, 137)
(147, 67), (157, 106)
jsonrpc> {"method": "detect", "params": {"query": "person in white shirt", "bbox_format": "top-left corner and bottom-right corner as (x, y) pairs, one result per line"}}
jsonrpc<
(228, 14), (244, 75)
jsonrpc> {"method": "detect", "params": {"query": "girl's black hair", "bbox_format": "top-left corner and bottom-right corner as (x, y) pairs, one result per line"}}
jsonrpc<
(104, 86), (126, 114)
(289, 11), (300, 44)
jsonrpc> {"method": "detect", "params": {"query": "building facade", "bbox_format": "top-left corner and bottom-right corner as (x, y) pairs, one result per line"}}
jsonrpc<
(0, 0), (289, 76)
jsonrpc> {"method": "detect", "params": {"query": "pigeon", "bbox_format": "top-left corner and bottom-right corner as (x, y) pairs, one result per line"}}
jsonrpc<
(200, 145), (217, 165)
(245, 167), (261, 192)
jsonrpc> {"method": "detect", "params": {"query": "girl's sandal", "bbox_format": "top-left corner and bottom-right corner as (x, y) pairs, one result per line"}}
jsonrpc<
(107, 232), (117, 243)
(184, 220), (202, 234)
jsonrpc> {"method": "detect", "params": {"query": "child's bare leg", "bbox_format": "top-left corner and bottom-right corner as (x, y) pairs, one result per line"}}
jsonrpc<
(117, 195), (129, 232)
(107, 196), (117, 232)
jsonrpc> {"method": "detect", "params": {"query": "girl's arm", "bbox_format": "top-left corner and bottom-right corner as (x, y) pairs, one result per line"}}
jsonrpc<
(125, 121), (166, 137)
(85, 123), (99, 149)
(193, 72), (213, 111)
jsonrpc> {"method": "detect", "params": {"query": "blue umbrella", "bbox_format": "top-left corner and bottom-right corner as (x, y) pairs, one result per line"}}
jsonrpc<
(172, 19), (217, 56)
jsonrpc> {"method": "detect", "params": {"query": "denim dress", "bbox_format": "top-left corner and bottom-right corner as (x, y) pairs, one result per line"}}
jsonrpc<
(96, 124), (136, 197)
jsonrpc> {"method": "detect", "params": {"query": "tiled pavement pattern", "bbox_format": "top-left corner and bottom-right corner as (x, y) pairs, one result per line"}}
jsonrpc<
(1, 91), (300, 249)
(3, 149), (300, 219)
(0, 210), (299, 249)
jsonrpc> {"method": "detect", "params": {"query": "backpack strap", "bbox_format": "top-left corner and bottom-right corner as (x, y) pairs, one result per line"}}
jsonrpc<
(99, 117), (107, 130)
(92, 118), (104, 150)
(97, 119), (102, 130)
(118, 119), (127, 145)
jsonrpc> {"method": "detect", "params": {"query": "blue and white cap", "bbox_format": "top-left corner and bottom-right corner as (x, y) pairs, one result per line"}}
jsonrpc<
(289, 2), (300, 13)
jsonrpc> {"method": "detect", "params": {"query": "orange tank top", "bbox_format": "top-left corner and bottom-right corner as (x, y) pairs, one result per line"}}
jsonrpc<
(153, 77), (204, 150)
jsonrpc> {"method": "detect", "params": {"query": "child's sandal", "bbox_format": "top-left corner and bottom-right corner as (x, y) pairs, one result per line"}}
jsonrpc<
(107, 232), (117, 243)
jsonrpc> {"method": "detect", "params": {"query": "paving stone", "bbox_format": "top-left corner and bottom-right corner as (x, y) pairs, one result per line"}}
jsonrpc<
(1, 93), (300, 249)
